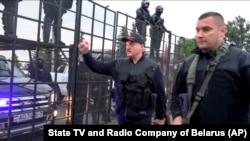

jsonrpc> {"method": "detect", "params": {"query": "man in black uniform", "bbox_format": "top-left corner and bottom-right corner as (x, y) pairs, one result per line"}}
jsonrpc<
(0, 0), (22, 38)
(170, 11), (250, 125)
(135, 0), (151, 39)
(42, 0), (73, 45)
(28, 56), (53, 87)
(78, 33), (166, 125)
(149, 5), (167, 60)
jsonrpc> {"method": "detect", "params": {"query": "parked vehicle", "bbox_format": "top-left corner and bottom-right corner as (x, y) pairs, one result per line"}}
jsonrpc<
(0, 55), (57, 139)
(50, 65), (68, 99)
(49, 49), (116, 115)
(50, 49), (114, 98)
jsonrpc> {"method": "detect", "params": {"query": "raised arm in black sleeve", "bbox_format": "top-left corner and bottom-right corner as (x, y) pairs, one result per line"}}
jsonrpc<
(82, 53), (115, 76)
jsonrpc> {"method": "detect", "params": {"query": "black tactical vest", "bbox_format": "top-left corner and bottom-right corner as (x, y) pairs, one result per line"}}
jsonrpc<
(115, 58), (158, 110)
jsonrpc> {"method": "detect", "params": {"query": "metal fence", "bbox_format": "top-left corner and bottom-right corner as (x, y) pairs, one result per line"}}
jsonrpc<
(0, 0), (185, 140)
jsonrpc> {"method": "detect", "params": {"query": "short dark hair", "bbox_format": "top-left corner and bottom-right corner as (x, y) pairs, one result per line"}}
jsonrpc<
(198, 11), (225, 27)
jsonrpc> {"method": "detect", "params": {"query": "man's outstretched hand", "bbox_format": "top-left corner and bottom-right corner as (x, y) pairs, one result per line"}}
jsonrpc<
(78, 39), (90, 55)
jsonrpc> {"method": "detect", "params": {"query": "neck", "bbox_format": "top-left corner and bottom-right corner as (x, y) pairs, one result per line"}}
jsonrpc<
(203, 41), (224, 52)
(201, 48), (217, 53)
(213, 41), (225, 51)
(131, 53), (143, 64)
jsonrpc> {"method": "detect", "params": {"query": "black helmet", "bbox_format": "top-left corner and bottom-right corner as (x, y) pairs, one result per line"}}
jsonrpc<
(37, 56), (44, 63)
(35, 56), (45, 69)
(141, 0), (150, 8)
(156, 5), (163, 13)
(142, 0), (150, 4)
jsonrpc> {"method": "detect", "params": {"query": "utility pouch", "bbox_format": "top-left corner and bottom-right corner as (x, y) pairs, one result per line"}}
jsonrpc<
(150, 93), (157, 107)
(131, 88), (153, 110)
(117, 72), (129, 103)
(131, 90), (143, 110)
(136, 74), (148, 88)
(119, 73), (129, 82)
(140, 88), (151, 108)
(124, 91), (133, 105)
(116, 85), (124, 102)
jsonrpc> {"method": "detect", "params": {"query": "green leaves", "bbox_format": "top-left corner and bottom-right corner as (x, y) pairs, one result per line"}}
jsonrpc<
(183, 38), (196, 58)
(183, 16), (250, 57)
(226, 16), (250, 52)
(116, 25), (128, 58)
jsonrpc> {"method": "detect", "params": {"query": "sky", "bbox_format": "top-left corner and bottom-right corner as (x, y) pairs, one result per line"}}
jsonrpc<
(96, 0), (250, 38)
(0, 0), (250, 63)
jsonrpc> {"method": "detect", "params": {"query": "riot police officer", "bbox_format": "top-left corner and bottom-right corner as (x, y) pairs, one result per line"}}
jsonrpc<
(149, 5), (167, 60)
(42, 0), (73, 45)
(0, 0), (22, 38)
(28, 56), (53, 87)
(135, 0), (151, 39)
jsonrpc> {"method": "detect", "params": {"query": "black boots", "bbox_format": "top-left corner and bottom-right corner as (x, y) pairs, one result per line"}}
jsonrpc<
(43, 16), (65, 46)
(2, 5), (17, 38)
(53, 20), (65, 46)
(43, 17), (52, 44)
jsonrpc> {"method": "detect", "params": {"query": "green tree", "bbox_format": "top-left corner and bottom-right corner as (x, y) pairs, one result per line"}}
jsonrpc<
(183, 38), (196, 58)
(116, 25), (128, 58)
(226, 16), (250, 52)
(174, 37), (185, 64)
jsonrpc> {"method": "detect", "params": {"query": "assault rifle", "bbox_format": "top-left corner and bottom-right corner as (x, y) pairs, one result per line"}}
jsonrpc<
(154, 18), (169, 33)
(145, 20), (151, 26)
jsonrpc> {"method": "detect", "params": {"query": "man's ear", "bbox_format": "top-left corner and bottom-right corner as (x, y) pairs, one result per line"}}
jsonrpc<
(221, 25), (227, 37)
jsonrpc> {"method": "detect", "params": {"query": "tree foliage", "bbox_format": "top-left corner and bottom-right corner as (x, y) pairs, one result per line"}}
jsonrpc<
(116, 25), (128, 58)
(116, 22), (139, 58)
(183, 38), (196, 58)
(182, 16), (250, 56)
(174, 37), (185, 63)
(226, 16), (250, 52)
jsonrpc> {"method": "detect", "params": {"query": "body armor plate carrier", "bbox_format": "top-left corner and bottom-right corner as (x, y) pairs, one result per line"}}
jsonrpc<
(116, 58), (157, 111)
